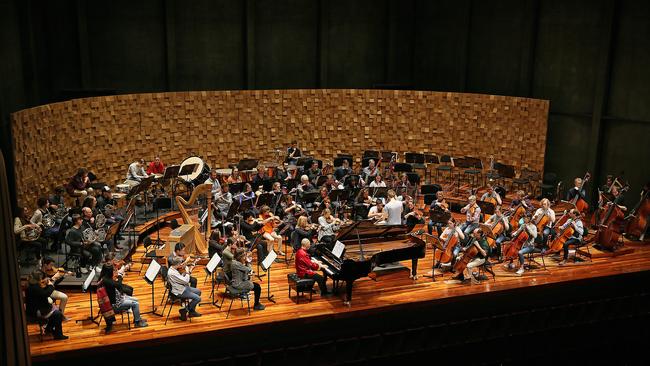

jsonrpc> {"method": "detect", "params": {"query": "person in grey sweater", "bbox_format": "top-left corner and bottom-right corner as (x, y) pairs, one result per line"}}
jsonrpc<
(230, 249), (265, 311)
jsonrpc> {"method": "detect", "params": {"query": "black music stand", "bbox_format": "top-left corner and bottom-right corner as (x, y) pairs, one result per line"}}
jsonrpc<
(142, 259), (163, 316)
(76, 268), (100, 325)
(103, 221), (121, 251)
(369, 187), (389, 201)
(315, 175), (328, 187)
(201, 252), (222, 308)
(260, 250), (277, 303)
(329, 189), (349, 218)
(179, 163), (198, 184)
(422, 234), (443, 281)
(300, 191), (320, 208)
(127, 176), (155, 229)
(163, 165), (181, 209)
(228, 182), (245, 195)
(256, 192), (274, 208)
(296, 156), (312, 169)
(153, 197), (172, 246)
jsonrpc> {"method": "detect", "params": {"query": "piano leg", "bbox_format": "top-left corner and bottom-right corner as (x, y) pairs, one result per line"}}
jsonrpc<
(343, 280), (354, 306)
(410, 258), (419, 280)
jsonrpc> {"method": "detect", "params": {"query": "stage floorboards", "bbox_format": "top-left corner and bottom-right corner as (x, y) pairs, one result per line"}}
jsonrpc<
(28, 216), (650, 361)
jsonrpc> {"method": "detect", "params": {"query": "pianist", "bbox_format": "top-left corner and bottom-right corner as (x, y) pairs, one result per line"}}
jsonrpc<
(296, 239), (330, 296)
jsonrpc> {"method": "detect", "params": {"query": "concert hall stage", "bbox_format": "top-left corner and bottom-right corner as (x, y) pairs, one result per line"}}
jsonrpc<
(28, 214), (650, 365)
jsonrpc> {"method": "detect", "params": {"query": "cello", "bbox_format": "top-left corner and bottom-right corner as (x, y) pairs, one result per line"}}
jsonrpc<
(434, 226), (460, 265)
(485, 213), (507, 249)
(547, 211), (573, 254)
(501, 225), (529, 261)
(453, 240), (480, 274)
(507, 195), (528, 231)
(626, 186), (649, 241)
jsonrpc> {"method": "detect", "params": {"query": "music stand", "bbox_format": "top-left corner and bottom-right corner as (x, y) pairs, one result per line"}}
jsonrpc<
(103, 221), (121, 251)
(300, 191), (320, 207)
(202, 252), (222, 308)
(296, 156), (312, 169)
(142, 259), (163, 316)
(228, 182), (245, 195)
(163, 164), (181, 209)
(315, 175), (328, 187)
(178, 163), (198, 184)
(255, 192), (274, 208)
(261, 250), (278, 303)
(422, 234), (444, 281)
(429, 208), (452, 224)
(329, 189), (349, 217)
(76, 268), (99, 325)
(236, 158), (258, 171)
(369, 187), (389, 200)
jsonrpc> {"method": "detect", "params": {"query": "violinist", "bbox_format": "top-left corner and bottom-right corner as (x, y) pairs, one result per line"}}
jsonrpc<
(292, 215), (318, 252)
(317, 208), (341, 249)
(99, 264), (148, 331)
(484, 205), (510, 256)
(451, 228), (490, 284)
(167, 257), (202, 321)
(324, 174), (343, 191)
(355, 188), (373, 220)
(369, 174), (387, 188)
(460, 195), (481, 239)
(480, 184), (502, 205)
(40, 257), (70, 318)
(403, 197), (424, 232)
(362, 159), (379, 181)
(25, 271), (68, 340)
(513, 214), (538, 275)
(259, 205), (285, 256)
(306, 161), (321, 184)
(558, 209), (585, 266)
(567, 177), (587, 202)
(532, 198), (556, 245)
(334, 159), (353, 181)
(314, 186), (334, 212)
(241, 211), (269, 262)
(427, 191), (450, 236)
(168, 242), (198, 288)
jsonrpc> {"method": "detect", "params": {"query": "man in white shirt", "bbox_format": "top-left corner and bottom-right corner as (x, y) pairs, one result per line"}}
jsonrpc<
(368, 200), (386, 221)
(125, 159), (149, 186)
(167, 257), (202, 320)
(558, 209), (585, 266)
(516, 215), (538, 275)
(204, 169), (222, 200)
(383, 190), (403, 225)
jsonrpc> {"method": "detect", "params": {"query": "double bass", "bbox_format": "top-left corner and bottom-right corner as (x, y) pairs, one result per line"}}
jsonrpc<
(626, 187), (649, 241)
(572, 172), (591, 213)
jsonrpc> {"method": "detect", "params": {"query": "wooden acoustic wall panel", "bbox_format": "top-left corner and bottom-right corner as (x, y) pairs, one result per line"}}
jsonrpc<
(11, 90), (549, 205)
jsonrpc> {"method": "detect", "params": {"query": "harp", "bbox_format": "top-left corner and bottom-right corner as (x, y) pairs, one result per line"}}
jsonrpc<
(174, 183), (212, 256)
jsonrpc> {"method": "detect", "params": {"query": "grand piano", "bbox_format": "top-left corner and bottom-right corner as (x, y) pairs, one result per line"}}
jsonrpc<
(314, 220), (426, 304)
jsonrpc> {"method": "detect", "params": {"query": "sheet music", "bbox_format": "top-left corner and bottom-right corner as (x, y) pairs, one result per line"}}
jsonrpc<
(206, 252), (222, 273)
(332, 241), (345, 258)
(82, 268), (96, 291)
(262, 250), (277, 270)
(145, 259), (161, 283)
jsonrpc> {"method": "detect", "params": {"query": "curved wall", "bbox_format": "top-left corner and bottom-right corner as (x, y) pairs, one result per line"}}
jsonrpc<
(11, 89), (548, 204)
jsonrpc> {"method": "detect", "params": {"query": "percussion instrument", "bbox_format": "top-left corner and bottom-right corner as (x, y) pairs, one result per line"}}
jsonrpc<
(179, 156), (211, 187)
(215, 168), (232, 176)
(116, 184), (130, 194)
(153, 173), (164, 179)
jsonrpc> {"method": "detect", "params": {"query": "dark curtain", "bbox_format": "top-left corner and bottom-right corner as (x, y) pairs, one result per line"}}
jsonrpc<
(0, 150), (30, 365)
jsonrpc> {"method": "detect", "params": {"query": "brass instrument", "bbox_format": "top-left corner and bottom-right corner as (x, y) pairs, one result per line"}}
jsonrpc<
(103, 204), (116, 216)
(41, 214), (55, 229)
(54, 204), (68, 220)
(95, 213), (107, 228)
(24, 226), (42, 240)
(82, 227), (98, 242)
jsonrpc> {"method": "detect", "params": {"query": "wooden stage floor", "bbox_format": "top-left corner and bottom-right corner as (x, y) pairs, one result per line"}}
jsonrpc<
(28, 216), (650, 361)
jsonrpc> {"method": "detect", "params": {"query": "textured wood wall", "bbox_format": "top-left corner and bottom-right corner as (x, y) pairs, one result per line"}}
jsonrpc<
(11, 90), (548, 204)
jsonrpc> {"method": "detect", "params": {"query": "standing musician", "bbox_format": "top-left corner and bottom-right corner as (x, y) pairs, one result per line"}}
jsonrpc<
(403, 197), (424, 232)
(567, 177), (587, 202)
(383, 190), (403, 225)
(286, 140), (302, 164)
(451, 228), (490, 284)
(25, 271), (68, 340)
(306, 161), (322, 184)
(168, 242), (198, 288)
(66, 215), (102, 273)
(362, 159), (379, 181)
(334, 159), (353, 182)
(427, 191), (450, 236)
(258, 205), (285, 256)
(460, 195), (481, 240)
(14, 206), (45, 262)
(167, 257), (202, 321)
(369, 174), (387, 188)
(480, 184), (502, 206)
(125, 158), (149, 186)
(241, 211), (269, 263)
(317, 208), (341, 249)
(205, 169), (222, 200)
(231, 249), (266, 310)
(39, 257), (71, 318)
(532, 198), (556, 245)
(512, 214), (538, 275)
(296, 238), (331, 296)
(146, 156), (165, 175)
(66, 167), (93, 200)
(558, 209), (585, 266)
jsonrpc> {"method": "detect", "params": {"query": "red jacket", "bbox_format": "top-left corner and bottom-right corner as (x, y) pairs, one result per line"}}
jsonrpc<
(295, 248), (319, 277)
(147, 161), (165, 175)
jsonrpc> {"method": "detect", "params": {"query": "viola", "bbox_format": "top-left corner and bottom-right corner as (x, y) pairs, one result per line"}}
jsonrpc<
(626, 188), (649, 241)
(501, 226), (529, 261)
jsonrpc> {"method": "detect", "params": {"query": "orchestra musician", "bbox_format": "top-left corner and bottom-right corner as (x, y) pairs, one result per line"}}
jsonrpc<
(168, 242), (198, 288)
(125, 158), (149, 186)
(317, 208), (341, 249)
(558, 209), (585, 266)
(484, 205), (510, 256)
(382, 190), (403, 225)
(231, 249), (266, 311)
(362, 159), (379, 181)
(31, 197), (59, 246)
(324, 174), (343, 191)
(98, 264), (148, 331)
(221, 238), (238, 278)
(438, 218), (465, 269)
(146, 156), (165, 175)
(344, 175), (364, 190)
(214, 184), (233, 217)
(236, 183), (256, 205)
(227, 167), (243, 184)
(241, 211), (269, 262)
(394, 173), (412, 198)
(532, 198), (556, 245)
(281, 193), (302, 229)
(460, 195), (481, 239)
(296, 238), (331, 296)
(65, 215), (102, 273)
(39, 257), (70, 318)
(167, 256), (202, 321)
(259, 205), (285, 256)
(368, 200), (387, 222)
(25, 271), (68, 340)
(274, 164), (289, 181)
(403, 197), (424, 232)
(48, 186), (66, 215)
(513, 214), (538, 275)
(567, 177), (587, 202)
(14, 206), (45, 262)
(354, 188), (373, 220)
(427, 191), (450, 236)
(334, 159), (353, 181)
(291, 215), (317, 252)
(65, 167), (93, 200)
(252, 166), (268, 191)
(480, 184), (503, 206)
(315, 186), (333, 211)
(306, 161), (321, 184)
(205, 169), (222, 201)
(369, 174), (387, 188)
(451, 228), (490, 284)
(286, 140), (301, 164)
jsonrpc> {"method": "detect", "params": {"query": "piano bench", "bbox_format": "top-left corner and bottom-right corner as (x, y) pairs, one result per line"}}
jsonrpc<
(287, 274), (315, 304)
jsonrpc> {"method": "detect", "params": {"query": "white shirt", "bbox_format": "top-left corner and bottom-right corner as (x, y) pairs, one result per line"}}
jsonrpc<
(533, 208), (556, 227)
(167, 267), (190, 296)
(369, 181), (386, 188)
(368, 206), (384, 219)
(204, 177), (221, 200)
(384, 199), (403, 225)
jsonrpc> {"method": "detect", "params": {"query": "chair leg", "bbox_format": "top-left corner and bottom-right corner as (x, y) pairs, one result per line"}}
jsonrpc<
(164, 300), (174, 325)
(127, 311), (131, 330)
(160, 288), (168, 306)
(226, 298), (234, 319)
(246, 294), (251, 315)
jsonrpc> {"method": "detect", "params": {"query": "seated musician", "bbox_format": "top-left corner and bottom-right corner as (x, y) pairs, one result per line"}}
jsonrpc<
(125, 158), (149, 186)
(438, 218), (465, 268)
(252, 166), (268, 191)
(280, 193), (301, 233)
(286, 140), (301, 164)
(368, 200), (387, 222)
(32, 197), (59, 245)
(96, 186), (123, 225)
(292, 216), (317, 252)
(66, 167), (93, 200)
(509, 190), (531, 213)
(167, 257), (202, 320)
(14, 206), (46, 262)
(345, 175), (364, 190)
(394, 173), (412, 197)
(318, 209), (341, 249)
(241, 211), (269, 263)
(452, 228), (490, 284)
(403, 197), (424, 232)
(82, 196), (99, 216)
(208, 231), (225, 259)
(369, 174), (387, 188)
(296, 238), (330, 296)
(205, 169), (222, 200)
(460, 195), (481, 239)
(306, 161), (321, 184)
(480, 184), (502, 205)
(168, 242), (198, 288)
(146, 156), (165, 175)
(484, 205), (510, 257)
(98, 264), (148, 331)
(567, 177), (587, 202)
(558, 209), (585, 266)
(324, 174), (343, 191)
(81, 206), (111, 251)
(383, 190), (403, 225)
(532, 198), (555, 245)
(513, 214), (538, 275)
(427, 191), (450, 236)
(215, 184), (233, 218)
(362, 159), (379, 181)
(354, 188), (372, 220)
(334, 159), (352, 181)
(274, 164), (289, 181)
(66, 215), (102, 273)
(221, 238), (238, 277)
(259, 205), (285, 256)
(236, 183), (256, 205)
(39, 257), (70, 318)
(25, 271), (68, 340)
(48, 186), (66, 214)
(232, 249), (266, 310)
(315, 186), (332, 210)
(227, 167), (243, 184)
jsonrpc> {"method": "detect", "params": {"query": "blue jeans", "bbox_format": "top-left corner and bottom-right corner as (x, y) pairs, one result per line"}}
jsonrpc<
(518, 245), (537, 266)
(181, 286), (202, 312)
(563, 238), (581, 260)
(115, 295), (142, 323)
(427, 220), (444, 236)
(460, 222), (478, 241)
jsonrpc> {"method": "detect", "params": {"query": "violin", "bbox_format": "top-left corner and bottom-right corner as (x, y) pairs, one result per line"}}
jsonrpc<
(44, 266), (68, 277)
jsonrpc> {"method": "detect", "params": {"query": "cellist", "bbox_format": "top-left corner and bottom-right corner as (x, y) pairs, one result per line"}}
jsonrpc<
(460, 195), (481, 240)
(558, 209), (585, 266)
(567, 177), (587, 202)
(437, 218), (465, 270)
(480, 184), (502, 206)
(484, 205), (510, 258)
(509, 214), (538, 276)
(532, 198), (555, 245)
(451, 228), (490, 284)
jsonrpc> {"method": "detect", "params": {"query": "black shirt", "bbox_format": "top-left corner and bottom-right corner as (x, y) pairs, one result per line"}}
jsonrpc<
(240, 221), (263, 241)
(25, 283), (55, 317)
